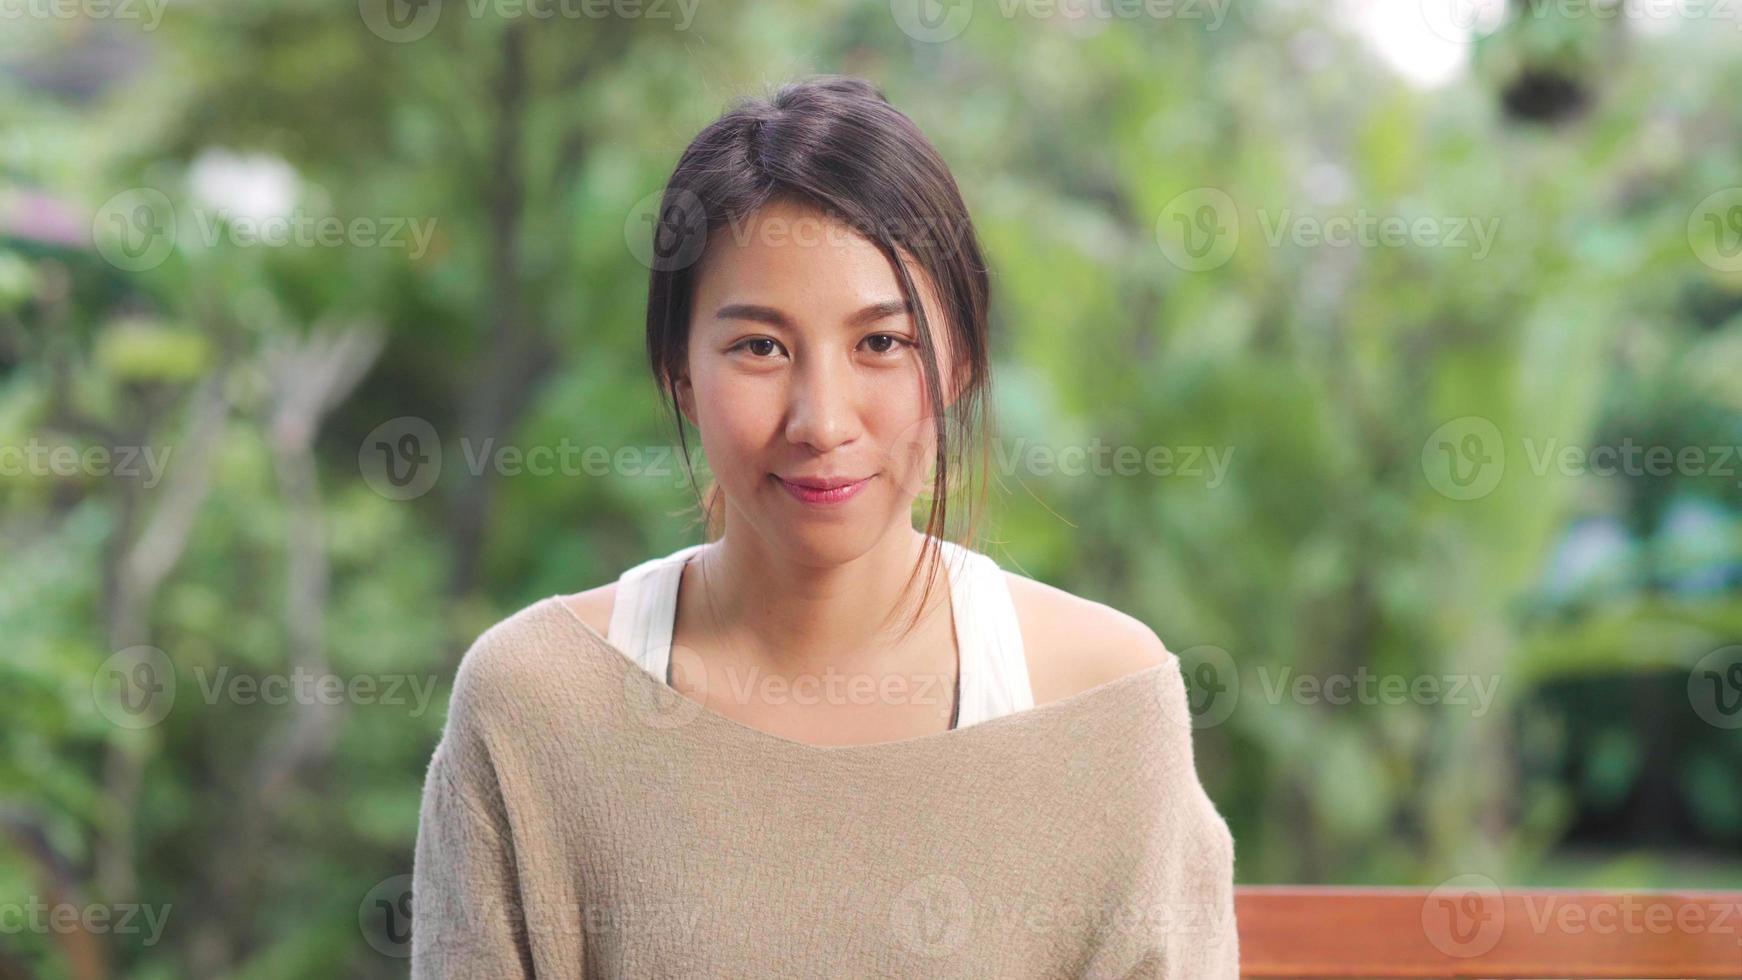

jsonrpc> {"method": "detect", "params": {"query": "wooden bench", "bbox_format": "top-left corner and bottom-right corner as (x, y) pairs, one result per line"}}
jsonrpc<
(1236, 886), (1742, 978)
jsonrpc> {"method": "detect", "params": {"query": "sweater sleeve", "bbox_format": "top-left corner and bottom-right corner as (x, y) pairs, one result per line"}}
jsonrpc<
(1139, 657), (1242, 979)
(409, 748), (536, 977)
(410, 638), (542, 979)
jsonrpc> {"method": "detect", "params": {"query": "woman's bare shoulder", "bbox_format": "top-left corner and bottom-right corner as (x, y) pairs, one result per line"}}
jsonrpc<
(558, 583), (617, 640)
(1002, 571), (1173, 707)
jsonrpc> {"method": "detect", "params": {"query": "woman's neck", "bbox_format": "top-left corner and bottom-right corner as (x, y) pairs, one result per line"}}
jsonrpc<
(683, 525), (950, 677)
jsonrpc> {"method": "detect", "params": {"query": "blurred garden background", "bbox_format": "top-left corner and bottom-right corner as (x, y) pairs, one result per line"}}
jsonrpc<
(2, 0), (1741, 976)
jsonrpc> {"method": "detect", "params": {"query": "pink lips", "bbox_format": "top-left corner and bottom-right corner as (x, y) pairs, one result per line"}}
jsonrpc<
(775, 474), (873, 506)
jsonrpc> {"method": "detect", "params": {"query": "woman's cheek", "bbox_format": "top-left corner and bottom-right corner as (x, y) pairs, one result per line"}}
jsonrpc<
(700, 391), (776, 485)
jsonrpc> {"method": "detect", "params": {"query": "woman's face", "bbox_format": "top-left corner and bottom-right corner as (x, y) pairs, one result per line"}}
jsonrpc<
(676, 197), (961, 563)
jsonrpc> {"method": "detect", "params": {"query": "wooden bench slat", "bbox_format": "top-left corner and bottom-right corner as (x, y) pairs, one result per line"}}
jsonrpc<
(1235, 886), (1742, 978)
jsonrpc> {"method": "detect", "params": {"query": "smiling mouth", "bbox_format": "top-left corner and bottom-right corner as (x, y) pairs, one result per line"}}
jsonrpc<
(773, 474), (874, 506)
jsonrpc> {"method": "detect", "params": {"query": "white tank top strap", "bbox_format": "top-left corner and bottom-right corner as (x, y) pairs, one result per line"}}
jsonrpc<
(937, 538), (1035, 728)
(605, 537), (1034, 728)
(606, 542), (708, 684)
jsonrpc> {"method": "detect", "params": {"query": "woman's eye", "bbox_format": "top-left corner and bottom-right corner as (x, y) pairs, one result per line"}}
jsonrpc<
(736, 338), (782, 358)
(865, 334), (912, 355)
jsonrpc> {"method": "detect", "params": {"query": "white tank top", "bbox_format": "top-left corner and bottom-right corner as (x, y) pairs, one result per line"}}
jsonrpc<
(605, 537), (1035, 729)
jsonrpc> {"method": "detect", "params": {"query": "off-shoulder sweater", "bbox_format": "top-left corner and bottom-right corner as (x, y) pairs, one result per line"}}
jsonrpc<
(409, 595), (1239, 978)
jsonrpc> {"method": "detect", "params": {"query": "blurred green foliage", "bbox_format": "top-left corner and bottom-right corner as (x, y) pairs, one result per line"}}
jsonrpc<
(2, 1), (1740, 976)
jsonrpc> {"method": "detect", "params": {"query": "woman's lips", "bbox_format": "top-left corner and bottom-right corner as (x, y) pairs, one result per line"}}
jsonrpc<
(774, 474), (873, 506)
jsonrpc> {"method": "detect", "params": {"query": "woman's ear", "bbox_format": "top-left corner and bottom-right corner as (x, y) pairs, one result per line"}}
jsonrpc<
(945, 355), (970, 410)
(675, 374), (698, 427)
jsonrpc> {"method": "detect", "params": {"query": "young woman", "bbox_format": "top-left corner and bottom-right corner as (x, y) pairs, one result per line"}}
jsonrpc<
(412, 75), (1238, 978)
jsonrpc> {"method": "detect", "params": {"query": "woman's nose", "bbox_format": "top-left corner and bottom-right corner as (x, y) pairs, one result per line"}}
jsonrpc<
(783, 358), (861, 453)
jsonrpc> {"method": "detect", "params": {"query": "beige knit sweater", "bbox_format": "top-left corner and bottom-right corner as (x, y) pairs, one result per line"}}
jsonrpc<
(410, 595), (1239, 978)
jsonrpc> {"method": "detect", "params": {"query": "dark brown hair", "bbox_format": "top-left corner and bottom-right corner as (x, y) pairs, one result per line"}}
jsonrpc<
(643, 74), (995, 640)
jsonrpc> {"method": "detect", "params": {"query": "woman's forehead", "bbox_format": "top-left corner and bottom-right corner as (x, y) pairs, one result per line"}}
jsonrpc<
(695, 203), (944, 324)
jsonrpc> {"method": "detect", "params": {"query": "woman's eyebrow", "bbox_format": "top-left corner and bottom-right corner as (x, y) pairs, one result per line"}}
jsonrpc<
(713, 299), (914, 330)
